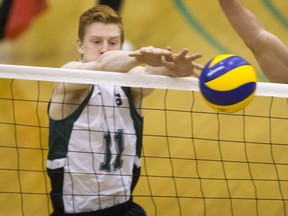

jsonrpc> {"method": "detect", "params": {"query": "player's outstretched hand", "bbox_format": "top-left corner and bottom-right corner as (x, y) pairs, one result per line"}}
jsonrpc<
(162, 48), (204, 77)
(129, 46), (173, 67)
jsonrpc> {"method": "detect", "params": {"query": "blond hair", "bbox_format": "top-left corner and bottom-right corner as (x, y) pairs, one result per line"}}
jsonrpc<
(78, 5), (124, 44)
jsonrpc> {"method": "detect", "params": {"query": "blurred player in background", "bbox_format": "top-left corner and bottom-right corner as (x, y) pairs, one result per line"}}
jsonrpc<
(99, 0), (123, 12)
(218, 0), (288, 83)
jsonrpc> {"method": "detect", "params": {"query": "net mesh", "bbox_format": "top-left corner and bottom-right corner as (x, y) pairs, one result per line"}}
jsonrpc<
(0, 66), (288, 216)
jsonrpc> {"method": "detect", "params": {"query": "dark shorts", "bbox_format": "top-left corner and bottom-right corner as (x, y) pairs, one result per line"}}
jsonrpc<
(50, 200), (146, 216)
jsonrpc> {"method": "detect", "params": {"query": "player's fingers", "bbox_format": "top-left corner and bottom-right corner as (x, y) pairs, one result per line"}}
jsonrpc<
(129, 51), (141, 57)
(193, 62), (204, 70)
(177, 48), (189, 58)
(165, 46), (172, 52)
(139, 46), (172, 55)
(193, 72), (200, 79)
(187, 53), (203, 61)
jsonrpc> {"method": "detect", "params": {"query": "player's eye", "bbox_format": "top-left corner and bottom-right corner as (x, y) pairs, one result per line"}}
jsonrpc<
(110, 40), (119, 46)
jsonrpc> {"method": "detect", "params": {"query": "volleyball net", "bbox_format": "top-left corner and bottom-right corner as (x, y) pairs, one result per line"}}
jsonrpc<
(0, 64), (288, 216)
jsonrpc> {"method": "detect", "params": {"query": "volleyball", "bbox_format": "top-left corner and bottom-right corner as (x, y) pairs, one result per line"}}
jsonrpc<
(199, 54), (257, 113)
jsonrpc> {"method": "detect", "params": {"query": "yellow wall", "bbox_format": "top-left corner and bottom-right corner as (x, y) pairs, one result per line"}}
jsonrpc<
(0, 0), (287, 215)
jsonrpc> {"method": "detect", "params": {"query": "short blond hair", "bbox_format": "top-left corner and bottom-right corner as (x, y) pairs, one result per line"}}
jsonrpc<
(78, 5), (124, 44)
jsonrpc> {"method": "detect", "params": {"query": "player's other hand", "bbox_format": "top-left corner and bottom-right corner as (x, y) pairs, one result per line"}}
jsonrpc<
(162, 48), (204, 78)
(129, 46), (173, 67)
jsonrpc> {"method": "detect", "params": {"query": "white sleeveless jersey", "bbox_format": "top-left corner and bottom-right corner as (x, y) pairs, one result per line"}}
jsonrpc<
(47, 85), (143, 214)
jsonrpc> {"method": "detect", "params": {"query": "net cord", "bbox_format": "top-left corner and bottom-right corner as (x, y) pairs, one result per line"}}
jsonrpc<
(0, 64), (287, 98)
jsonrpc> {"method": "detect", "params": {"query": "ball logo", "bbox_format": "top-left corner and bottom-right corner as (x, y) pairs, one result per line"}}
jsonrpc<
(207, 66), (225, 77)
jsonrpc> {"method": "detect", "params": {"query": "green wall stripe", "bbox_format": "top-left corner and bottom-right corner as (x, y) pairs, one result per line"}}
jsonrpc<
(262, 0), (288, 29)
(173, 0), (231, 54)
(173, 0), (267, 81)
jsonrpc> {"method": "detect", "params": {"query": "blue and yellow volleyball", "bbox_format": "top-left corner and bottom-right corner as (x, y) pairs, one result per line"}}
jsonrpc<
(199, 54), (257, 113)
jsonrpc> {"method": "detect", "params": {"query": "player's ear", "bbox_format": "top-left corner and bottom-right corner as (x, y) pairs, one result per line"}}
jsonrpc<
(77, 38), (84, 55)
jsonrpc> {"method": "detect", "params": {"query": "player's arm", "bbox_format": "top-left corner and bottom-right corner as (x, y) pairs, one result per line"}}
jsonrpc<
(130, 48), (203, 77)
(50, 47), (174, 119)
(129, 49), (203, 113)
(54, 47), (173, 94)
(218, 0), (288, 83)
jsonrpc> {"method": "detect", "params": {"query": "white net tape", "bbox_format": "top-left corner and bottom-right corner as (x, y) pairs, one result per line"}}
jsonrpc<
(0, 64), (287, 98)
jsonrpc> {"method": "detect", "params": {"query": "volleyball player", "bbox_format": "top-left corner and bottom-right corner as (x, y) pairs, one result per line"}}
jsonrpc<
(218, 0), (288, 83)
(99, 0), (123, 13)
(47, 5), (203, 216)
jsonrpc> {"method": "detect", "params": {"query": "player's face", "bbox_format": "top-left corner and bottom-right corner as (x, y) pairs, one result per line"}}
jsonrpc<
(77, 22), (122, 62)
